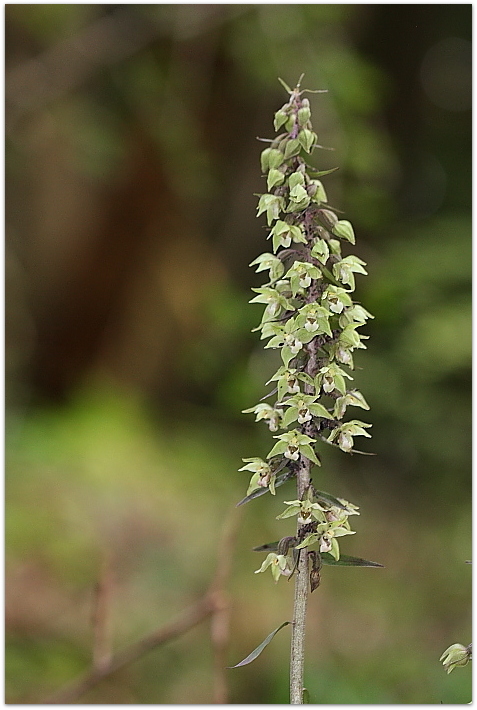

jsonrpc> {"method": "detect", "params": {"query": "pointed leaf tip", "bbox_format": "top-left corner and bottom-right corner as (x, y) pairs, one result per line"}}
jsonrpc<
(321, 552), (384, 568)
(227, 621), (291, 668)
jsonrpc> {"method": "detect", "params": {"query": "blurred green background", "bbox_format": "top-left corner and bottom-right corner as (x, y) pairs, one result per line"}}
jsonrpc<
(5, 4), (471, 704)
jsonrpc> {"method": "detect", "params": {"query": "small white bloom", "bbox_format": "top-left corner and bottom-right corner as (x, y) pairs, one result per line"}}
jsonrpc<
(287, 376), (300, 393)
(285, 445), (300, 461)
(290, 338), (303, 355)
(338, 432), (353, 452)
(336, 346), (352, 365)
(305, 317), (318, 332)
(297, 408), (312, 424)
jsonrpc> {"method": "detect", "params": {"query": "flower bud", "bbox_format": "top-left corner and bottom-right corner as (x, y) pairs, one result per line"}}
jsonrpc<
(284, 138), (301, 160)
(267, 168), (285, 191)
(440, 644), (472, 673)
(298, 129), (316, 153)
(297, 106), (311, 127)
(268, 149), (285, 170)
(285, 113), (296, 132)
(274, 110), (288, 131)
(332, 219), (356, 245)
(317, 209), (338, 230)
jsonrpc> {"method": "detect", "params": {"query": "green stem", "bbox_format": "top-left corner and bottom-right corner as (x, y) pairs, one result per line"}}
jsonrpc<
(290, 314), (318, 703)
(289, 466), (310, 704)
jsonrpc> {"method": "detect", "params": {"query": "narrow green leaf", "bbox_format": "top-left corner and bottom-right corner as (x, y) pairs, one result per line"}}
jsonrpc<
(321, 553), (384, 568)
(308, 167), (339, 178)
(236, 471), (292, 507)
(227, 621), (291, 668)
(303, 688), (311, 703)
(313, 489), (350, 510)
(253, 540), (279, 553)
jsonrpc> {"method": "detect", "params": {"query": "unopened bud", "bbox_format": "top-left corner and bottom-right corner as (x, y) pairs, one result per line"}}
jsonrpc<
(317, 209), (338, 230)
(274, 110), (288, 131)
(310, 567), (321, 592)
(297, 106), (311, 127)
(285, 114), (296, 132)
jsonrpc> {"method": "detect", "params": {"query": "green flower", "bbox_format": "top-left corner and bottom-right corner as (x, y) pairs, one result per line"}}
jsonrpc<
(260, 147), (284, 172)
(267, 429), (319, 465)
(315, 364), (353, 396)
(327, 420), (372, 453)
(332, 219), (355, 245)
(255, 552), (291, 582)
(269, 220), (306, 253)
(267, 168), (286, 191)
(239, 457), (276, 495)
(311, 238), (330, 265)
(266, 366), (314, 402)
(339, 303), (374, 328)
(281, 394), (331, 427)
(440, 644), (472, 674)
(249, 253), (285, 283)
(333, 390), (370, 420)
(242, 403), (282, 432)
(307, 180), (327, 205)
(298, 128), (316, 153)
(332, 255), (367, 292)
(286, 261), (321, 296)
(249, 287), (293, 324)
(276, 493), (326, 524)
(257, 194), (285, 226)
(295, 303), (332, 336)
(321, 285), (353, 314)
(295, 520), (356, 561)
(263, 319), (304, 366)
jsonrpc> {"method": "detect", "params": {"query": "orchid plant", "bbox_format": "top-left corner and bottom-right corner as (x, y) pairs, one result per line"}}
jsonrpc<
(233, 76), (382, 704)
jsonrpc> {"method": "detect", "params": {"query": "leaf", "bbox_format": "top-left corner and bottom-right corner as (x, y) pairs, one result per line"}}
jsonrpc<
(308, 167), (339, 178)
(313, 489), (350, 510)
(320, 553), (384, 568)
(227, 621), (291, 668)
(236, 471), (292, 507)
(303, 688), (311, 703)
(253, 541), (279, 553)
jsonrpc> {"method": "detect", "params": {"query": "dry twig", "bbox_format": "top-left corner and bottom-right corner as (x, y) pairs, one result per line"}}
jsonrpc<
(44, 505), (242, 704)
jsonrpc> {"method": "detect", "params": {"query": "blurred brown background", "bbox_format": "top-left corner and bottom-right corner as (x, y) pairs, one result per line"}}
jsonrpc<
(6, 4), (471, 703)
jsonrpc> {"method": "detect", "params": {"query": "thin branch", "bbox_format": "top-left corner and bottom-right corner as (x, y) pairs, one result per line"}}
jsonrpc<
(209, 506), (242, 703)
(43, 506), (241, 704)
(45, 595), (216, 704)
(91, 552), (114, 672)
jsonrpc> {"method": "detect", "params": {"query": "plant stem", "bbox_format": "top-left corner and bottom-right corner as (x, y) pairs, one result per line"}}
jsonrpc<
(290, 278), (320, 704)
(289, 468), (310, 704)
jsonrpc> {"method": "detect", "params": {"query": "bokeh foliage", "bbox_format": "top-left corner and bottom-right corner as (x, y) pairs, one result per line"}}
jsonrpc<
(6, 4), (471, 703)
